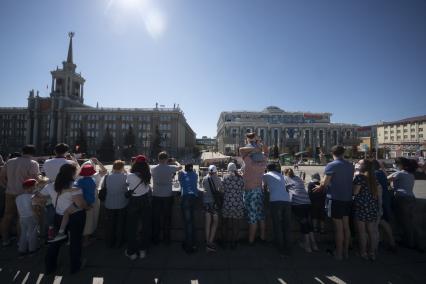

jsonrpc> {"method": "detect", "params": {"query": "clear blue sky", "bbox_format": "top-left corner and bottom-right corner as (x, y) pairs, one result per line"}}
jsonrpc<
(1, 0), (425, 137)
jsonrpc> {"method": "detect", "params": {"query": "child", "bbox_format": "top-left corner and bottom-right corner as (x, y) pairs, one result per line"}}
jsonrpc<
(16, 179), (40, 256)
(239, 132), (266, 162)
(307, 173), (325, 233)
(48, 164), (97, 243)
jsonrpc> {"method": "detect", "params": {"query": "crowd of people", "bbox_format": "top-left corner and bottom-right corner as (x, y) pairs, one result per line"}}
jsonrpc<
(0, 135), (423, 275)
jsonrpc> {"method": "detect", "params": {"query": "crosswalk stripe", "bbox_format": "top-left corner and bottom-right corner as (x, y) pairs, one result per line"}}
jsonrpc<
(326, 275), (347, 284)
(13, 270), (21, 281)
(21, 272), (30, 284)
(93, 277), (104, 284)
(314, 277), (326, 284)
(36, 274), (44, 284)
(191, 280), (199, 284)
(277, 278), (287, 284)
(53, 275), (63, 284)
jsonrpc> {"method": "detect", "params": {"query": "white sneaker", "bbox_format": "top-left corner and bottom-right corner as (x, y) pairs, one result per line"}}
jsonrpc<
(125, 250), (138, 260)
(139, 250), (146, 259)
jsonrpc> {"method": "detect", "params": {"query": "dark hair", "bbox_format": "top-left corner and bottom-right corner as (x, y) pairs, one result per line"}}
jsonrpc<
(54, 163), (77, 193)
(158, 151), (168, 161)
(185, 164), (193, 172)
(359, 160), (378, 198)
(131, 161), (151, 185)
(267, 163), (279, 172)
(331, 145), (345, 157)
(22, 145), (36, 156)
(372, 159), (381, 171)
(284, 168), (295, 178)
(395, 157), (418, 174)
(54, 143), (69, 155)
(9, 152), (22, 159)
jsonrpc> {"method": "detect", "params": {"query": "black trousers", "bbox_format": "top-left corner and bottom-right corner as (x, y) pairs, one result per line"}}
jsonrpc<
(45, 210), (86, 274)
(104, 207), (127, 248)
(152, 196), (174, 243)
(292, 204), (314, 234)
(270, 201), (292, 254)
(181, 195), (197, 249)
(126, 194), (152, 254)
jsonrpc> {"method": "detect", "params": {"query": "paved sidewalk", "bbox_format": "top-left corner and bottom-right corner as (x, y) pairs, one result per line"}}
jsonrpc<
(1, 238), (425, 284)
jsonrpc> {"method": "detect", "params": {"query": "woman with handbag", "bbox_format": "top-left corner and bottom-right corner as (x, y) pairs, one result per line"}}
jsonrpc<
(124, 155), (152, 260)
(202, 165), (223, 252)
(102, 160), (128, 248)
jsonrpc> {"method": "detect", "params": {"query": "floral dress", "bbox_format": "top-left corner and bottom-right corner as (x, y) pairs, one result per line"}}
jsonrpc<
(222, 174), (245, 219)
(353, 175), (379, 222)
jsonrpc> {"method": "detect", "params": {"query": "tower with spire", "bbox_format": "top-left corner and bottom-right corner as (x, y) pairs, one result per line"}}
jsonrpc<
(50, 31), (85, 104)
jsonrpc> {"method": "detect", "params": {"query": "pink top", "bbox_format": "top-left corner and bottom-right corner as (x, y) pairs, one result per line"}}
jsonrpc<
(242, 155), (267, 190)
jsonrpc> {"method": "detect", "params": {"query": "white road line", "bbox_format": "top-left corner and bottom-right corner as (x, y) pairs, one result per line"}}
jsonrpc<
(277, 278), (287, 284)
(21, 272), (30, 284)
(36, 274), (44, 284)
(53, 275), (63, 284)
(326, 275), (347, 284)
(191, 280), (199, 284)
(314, 277), (326, 284)
(13, 270), (21, 281)
(92, 277), (104, 284)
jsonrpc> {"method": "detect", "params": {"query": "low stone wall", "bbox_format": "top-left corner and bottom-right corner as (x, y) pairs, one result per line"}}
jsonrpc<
(96, 195), (426, 248)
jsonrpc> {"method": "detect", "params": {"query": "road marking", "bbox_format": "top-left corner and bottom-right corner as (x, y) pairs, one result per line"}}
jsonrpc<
(326, 275), (347, 284)
(277, 278), (287, 284)
(191, 280), (199, 284)
(314, 277), (326, 284)
(93, 277), (104, 284)
(36, 274), (44, 284)
(53, 275), (63, 284)
(21, 272), (30, 284)
(13, 270), (20, 281)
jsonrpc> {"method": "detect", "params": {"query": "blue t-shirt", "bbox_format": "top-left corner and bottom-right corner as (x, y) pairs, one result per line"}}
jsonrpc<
(324, 158), (354, 201)
(262, 171), (290, 202)
(75, 177), (96, 205)
(179, 171), (199, 197)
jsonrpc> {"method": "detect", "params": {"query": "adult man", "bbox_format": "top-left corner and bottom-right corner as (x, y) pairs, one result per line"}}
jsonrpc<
(262, 163), (292, 256)
(315, 145), (354, 260)
(0, 145), (40, 246)
(151, 151), (182, 244)
(239, 133), (268, 245)
(43, 143), (78, 181)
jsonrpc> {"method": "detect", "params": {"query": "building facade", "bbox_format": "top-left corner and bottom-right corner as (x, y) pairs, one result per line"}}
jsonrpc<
(377, 115), (426, 158)
(0, 33), (196, 159)
(217, 106), (360, 157)
(196, 136), (217, 152)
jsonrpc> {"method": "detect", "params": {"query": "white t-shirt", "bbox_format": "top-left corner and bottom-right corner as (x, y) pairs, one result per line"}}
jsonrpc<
(127, 173), (150, 197)
(16, 193), (34, 218)
(40, 183), (83, 215)
(43, 158), (73, 181)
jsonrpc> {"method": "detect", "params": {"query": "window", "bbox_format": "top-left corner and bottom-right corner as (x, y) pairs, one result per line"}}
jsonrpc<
(403, 135), (408, 139)
(411, 135), (415, 139)
(419, 128), (423, 132)
(397, 136), (401, 140)
(397, 130), (401, 133)
(419, 134), (424, 138)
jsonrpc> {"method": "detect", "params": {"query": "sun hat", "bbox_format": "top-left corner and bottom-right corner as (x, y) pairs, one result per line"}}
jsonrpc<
(79, 164), (97, 177)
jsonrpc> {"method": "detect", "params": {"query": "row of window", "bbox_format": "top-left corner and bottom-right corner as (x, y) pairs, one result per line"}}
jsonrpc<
(0, 114), (26, 120)
(70, 114), (153, 122)
(384, 134), (423, 140)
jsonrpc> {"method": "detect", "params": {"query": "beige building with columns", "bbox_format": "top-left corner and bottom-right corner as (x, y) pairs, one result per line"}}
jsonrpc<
(217, 106), (360, 157)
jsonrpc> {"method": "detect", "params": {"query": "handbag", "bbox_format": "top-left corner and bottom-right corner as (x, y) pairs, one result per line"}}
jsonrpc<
(125, 179), (144, 198)
(207, 177), (223, 210)
(98, 175), (107, 202)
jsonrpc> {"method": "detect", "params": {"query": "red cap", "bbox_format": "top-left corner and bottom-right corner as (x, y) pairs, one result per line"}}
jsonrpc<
(23, 179), (37, 187)
(133, 155), (147, 163)
(79, 164), (97, 177)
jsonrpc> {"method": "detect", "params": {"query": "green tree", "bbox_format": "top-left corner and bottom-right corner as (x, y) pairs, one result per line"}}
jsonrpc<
(74, 126), (87, 154)
(151, 125), (162, 159)
(123, 125), (137, 161)
(97, 127), (115, 162)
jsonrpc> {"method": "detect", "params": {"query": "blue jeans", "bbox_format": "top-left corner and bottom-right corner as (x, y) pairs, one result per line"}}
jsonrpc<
(181, 195), (197, 249)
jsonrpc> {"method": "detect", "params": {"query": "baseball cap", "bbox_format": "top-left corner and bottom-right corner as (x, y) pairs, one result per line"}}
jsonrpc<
(208, 165), (218, 173)
(23, 178), (37, 187)
(133, 155), (147, 163)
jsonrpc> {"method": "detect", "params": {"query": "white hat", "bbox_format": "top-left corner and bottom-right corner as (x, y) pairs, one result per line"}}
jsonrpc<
(208, 165), (217, 173)
(227, 162), (237, 172)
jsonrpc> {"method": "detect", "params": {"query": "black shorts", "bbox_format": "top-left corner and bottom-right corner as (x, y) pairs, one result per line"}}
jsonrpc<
(330, 200), (352, 219)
